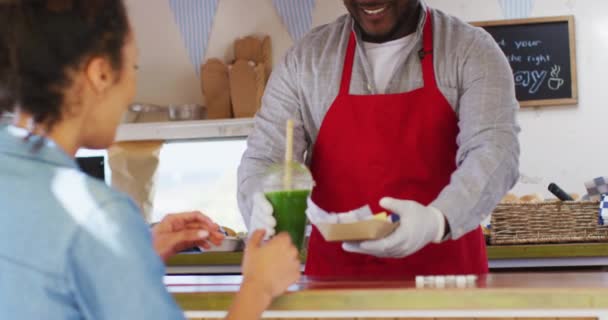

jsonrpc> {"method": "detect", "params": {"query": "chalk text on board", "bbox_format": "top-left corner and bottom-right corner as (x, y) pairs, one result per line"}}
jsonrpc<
(528, 54), (551, 66)
(514, 70), (547, 94)
(497, 38), (545, 50)
(508, 54), (522, 63)
(513, 65), (565, 94)
(507, 54), (551, 66)
(515, 40), (543, 49)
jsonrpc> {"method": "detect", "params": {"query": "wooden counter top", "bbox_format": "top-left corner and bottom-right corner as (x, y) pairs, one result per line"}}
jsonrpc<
(167, 243), (608, 267)
(167, 272), (608, 311)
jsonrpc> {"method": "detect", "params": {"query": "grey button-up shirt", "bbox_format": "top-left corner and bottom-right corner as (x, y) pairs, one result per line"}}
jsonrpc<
(237, 3), (520, 240)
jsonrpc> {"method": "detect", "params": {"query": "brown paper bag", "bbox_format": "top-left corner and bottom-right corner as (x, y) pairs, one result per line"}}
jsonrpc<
(234, 35), (272, 84)
(108, 141), (163, 222)
(261, 36), (272, 83)
(229, 60), (266, 118)
(234, 36), (263, 63)
(201, 58), (232, 119)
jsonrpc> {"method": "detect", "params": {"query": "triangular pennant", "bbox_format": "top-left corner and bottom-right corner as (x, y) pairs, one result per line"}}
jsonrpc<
(499, 0), (535, 19)
(272, 0), (315, 42)
(169, 0), (219, 74)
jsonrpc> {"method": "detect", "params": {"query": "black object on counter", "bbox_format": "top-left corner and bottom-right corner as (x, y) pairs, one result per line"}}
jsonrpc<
(548, 183), (574, 201)
(76, 156), (105, 181)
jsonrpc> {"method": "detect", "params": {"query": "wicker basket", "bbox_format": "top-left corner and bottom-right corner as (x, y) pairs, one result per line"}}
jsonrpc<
(490, 201), (608, 245)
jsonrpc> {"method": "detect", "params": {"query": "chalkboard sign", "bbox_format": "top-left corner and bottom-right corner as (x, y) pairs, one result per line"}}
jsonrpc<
(472, 16), (577, 107)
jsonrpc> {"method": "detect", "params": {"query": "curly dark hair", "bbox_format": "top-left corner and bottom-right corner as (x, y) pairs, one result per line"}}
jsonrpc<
(0, 6), (15, 111)
(0, 0), (129, 130)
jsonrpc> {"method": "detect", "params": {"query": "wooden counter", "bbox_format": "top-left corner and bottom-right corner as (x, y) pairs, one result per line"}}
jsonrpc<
(166, 272), (608, 319)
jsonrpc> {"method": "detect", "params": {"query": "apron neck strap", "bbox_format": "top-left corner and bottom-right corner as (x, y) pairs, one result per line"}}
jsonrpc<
(420, 9), (437, 88)
(339, 32), (357, 95)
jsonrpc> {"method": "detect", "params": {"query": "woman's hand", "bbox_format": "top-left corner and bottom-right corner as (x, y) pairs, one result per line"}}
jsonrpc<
(151, 211), (225, 262)
(241, 230), (301, 299)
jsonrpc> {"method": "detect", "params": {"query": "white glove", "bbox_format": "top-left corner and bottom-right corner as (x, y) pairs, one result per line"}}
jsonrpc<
(306, 197), (373, 225)
(342, 197), (446, 258)
(249, 192), (276, 240)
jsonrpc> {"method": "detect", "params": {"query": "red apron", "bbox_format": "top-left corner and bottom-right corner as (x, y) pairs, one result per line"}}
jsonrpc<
(305, 11), (488, 277)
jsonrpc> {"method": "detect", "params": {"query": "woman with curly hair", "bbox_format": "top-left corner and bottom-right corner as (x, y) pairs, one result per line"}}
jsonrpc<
(0, 1), (300, 319)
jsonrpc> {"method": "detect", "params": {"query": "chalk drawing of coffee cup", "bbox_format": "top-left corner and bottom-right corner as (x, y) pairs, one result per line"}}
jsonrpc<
(548, 65), (565, 90)
(549, 78), (564, 90)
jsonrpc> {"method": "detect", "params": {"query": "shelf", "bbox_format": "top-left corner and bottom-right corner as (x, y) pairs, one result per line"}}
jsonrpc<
(486, 242), (608, 260)
(114, 118), (255, 142)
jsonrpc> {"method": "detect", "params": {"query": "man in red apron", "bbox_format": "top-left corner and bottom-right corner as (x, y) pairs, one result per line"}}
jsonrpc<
(238, 0), (520, 277)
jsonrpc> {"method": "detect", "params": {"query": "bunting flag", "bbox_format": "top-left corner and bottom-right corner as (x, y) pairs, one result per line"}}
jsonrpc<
(169, 0), (219, 74)
(499, 0), (535, 19)
(272, 0), (315, 42)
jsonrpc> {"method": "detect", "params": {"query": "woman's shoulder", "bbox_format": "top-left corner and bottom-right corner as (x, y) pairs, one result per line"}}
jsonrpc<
(64, 171), (153, 260)
(45, 167), (149, 249)
(50, 167), (134, 215)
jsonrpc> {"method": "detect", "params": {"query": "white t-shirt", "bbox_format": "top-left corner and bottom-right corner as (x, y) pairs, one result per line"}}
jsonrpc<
(363, 34), (416, 94)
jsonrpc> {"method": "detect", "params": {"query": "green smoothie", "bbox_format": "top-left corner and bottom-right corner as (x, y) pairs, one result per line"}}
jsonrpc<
(265, 189), (310, 250)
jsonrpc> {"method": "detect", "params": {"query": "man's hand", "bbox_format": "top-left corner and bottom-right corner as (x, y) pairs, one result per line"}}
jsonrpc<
(249, 192), (276, 239)
(152, 211), (225, 262)
(342, 197), (445, 258)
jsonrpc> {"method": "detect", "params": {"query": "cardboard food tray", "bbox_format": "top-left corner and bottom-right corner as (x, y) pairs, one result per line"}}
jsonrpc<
(316, 220), (399, 242)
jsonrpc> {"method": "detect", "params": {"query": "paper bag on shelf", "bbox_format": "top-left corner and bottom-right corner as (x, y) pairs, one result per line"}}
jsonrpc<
(201, 58), (232, 119)
(108, 141), (163, 222)
(261, 36), (272, 83)
(234, 35), (272, 83)
(234, 36), (263, 64)
(229, 60), (266, 118)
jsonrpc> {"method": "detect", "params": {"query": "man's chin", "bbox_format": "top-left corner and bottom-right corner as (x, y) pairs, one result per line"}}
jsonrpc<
(361, 29), (395, 42)
(357, 19), (396, 39)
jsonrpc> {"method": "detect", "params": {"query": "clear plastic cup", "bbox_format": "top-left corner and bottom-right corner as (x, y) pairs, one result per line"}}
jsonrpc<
(262, 161), (314, 250)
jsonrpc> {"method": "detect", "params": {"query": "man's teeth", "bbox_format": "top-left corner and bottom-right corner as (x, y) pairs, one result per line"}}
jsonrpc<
(363, 6), (387, 15)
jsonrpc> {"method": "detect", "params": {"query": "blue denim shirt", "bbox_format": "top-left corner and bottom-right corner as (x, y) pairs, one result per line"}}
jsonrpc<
(0, 126), (184, 319)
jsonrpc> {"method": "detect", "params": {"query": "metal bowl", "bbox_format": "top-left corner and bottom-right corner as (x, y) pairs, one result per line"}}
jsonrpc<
(123, 103), (168, 123)
(168, 104), (206, 121)
(198, 236), (244, 252)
